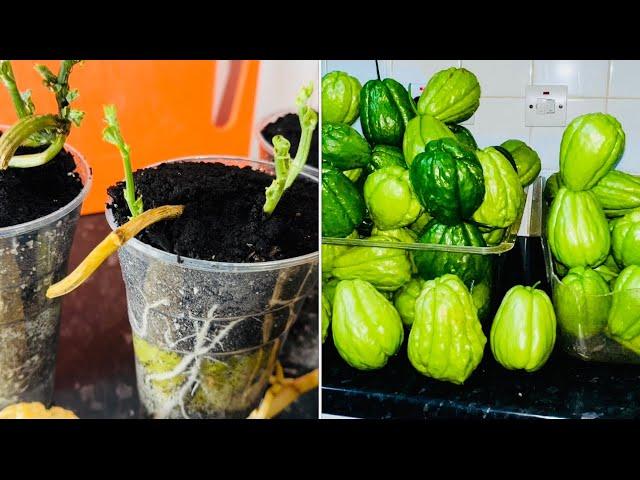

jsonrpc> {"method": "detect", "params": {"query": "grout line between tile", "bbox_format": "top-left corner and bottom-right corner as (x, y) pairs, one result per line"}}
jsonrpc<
(605, 60), (612, 112)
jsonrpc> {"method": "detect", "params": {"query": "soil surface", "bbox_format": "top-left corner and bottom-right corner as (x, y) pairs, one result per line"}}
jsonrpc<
(107, 161), (318, 262)
(0, 140), (82, 228)
(261, 113), (319, 167)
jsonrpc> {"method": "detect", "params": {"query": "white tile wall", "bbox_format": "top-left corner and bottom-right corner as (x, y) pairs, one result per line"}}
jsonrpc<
(322, 60), (640, 173)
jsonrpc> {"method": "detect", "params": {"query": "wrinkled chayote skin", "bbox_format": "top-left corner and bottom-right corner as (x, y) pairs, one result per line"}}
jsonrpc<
(490, 285), (557, 372)
(410, 137), (485, 225)
(332, 236), (412, 291)
(559, 112), (625, 191)
(322, 167), (366, 238)
(321, 71), (362, 125)
(402, 114), (455, 166)
(448, 123), (478, 150)
(500, 139), (542, 187)
(417, 67), (481, 124)
(371, 226), (418, 273)
(472, 147), (525, 229)
(607, 265), (640, 354)
(553, 266), (611, 339)
(547, 187), (610, 268)
(393, 277), (426, 326)
(332, 279), (404, 370)
(611, 209), (640, 269)
(480, 226), (507, 246)
(364, 165), (422, 230)
(408, 274), (486, 384)
(408, 210), (432, 235)
(322, 122), (371, 170)
(592, 170), (640, 214)
(367, 144), (406, 174)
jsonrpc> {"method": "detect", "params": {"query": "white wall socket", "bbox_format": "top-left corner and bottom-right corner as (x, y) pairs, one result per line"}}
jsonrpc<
(525, 85), (568, 127)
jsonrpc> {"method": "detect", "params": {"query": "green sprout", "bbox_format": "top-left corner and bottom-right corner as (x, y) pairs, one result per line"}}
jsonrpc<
(0, 60), (84, 169)
(102, 104), (143, 218)
(263, 81), (318, 216)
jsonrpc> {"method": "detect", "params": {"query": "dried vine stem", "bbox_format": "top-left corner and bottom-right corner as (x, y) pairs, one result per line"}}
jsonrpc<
(46, 205), (184, 298)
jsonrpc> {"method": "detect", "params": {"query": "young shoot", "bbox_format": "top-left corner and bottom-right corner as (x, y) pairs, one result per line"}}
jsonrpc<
(263, 81), (318, 216)
(102, 105), (143, 218)
(0, 60), (84, 170)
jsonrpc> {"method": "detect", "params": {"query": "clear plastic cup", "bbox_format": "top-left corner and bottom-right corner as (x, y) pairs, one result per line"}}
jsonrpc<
(106, 157), (318, 418)
(0, 143), (91, 409)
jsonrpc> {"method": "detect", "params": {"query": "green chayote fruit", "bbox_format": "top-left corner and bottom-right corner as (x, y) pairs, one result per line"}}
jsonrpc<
(490, 284), (557, 372)
(393, 277), (426, 327)
(367, 145), (407, 173)
(410, 137), (485, 225)
(322, 167), (366, 238)
(606, 265), (640, 354)
(402, 114), (455, 166)
(472, 146), (525, 229)
(500, 139), (542, 187)
(547, 187), (610, 268)
(321, 71), (362, 125)
(408, 274), (486, 384)
(322, 291), (331, 343)
(343, 168), (363, 183)
(371, 226), (417, 244)
(323, 277), (340, 306)
(364, 165), (422, 231)
(560, 113), (625, 191)
(322, 122), (371, 170)
(553, 266), (611, 339)
(611, 209), (640, 268)
(592, 170), (640, 215)
(332, 236), (412, 291)
(332, 279), (404, 370)
(417, 67), (481, 124)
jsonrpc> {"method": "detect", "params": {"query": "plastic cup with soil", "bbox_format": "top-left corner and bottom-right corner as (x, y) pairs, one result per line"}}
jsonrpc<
(48, 85), (319, 418)
(258, 110), (319, 168)
(0, 60), (88, 409)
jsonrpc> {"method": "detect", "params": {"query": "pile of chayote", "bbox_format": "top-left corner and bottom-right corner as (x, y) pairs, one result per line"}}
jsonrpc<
(322, 67), (554, 384)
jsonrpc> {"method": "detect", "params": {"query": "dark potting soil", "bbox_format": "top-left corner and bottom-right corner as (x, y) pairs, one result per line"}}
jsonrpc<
(261, 113), (319, 167)
(107, 161), (318, 263)
(0, 140), (83, 228)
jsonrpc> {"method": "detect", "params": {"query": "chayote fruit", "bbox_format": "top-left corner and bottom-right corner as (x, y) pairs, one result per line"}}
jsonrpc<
(500, 139), (542, 187)
(544, 172), (563, 206)
(367, 144), (407, 174)
(480, 226), (507, 246)
(606, 265), (640, 354)
(408, 274), (486, 384)
(364, 165), (422, 230)
(611, 208), (640, 268)
(594, 254), (621, 287)
(470, 277), (493, 323)
(393, 277), (426, 327)
(448, 123), (478, 150)
(322, 122), (371, 170)
(592, 170), (640, 215)
(371, 226), (417, 244)
(410, 137), (485, 225)
(547, 187), (610, 268)
(472, 146), (525, 229)
(560, 113), (625, 191)
(408, 210), (432, 235)
(332, 236), (412, 291)
(402, 114), (455, 166)
(321, 71), (362, 125)
(553, 266), (611, 339)
(332, 279), (404, 370)
(490, 284), (557, 372)
(322, 166), (366, 238)
(417, 67), (481, 124)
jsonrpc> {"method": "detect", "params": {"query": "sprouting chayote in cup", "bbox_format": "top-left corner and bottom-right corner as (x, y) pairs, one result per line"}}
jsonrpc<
(0, 60), (84, 170)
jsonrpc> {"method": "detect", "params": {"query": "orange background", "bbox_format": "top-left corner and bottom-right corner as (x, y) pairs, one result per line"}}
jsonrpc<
(0, 60), (261, 214)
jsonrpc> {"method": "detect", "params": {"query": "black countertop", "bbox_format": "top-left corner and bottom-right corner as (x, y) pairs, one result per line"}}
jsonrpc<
(52, 214), (318, 419)
(322, 238), (640, 419)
